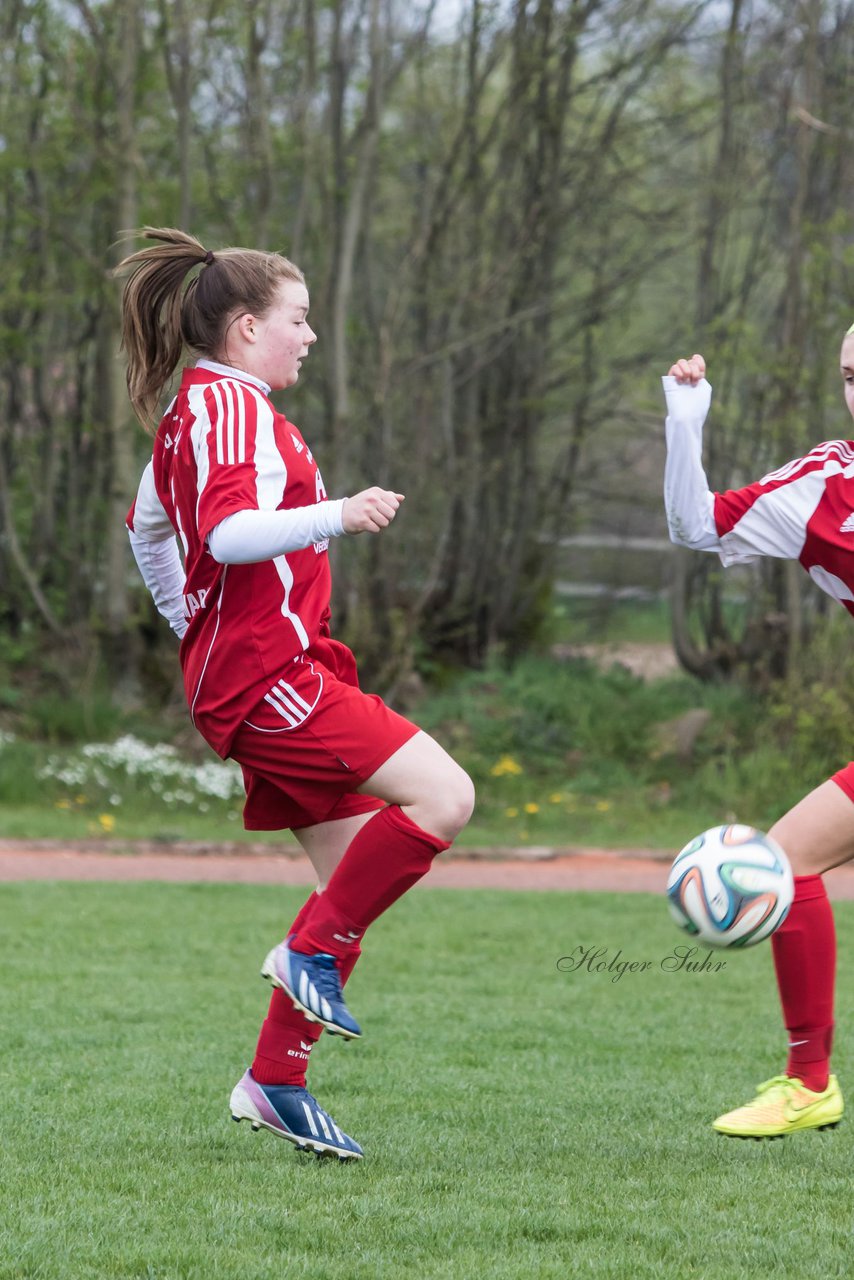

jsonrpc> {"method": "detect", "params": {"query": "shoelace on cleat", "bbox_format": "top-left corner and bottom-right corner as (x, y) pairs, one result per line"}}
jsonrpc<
(305, 953), (346, 1005)
(756, 1077), (793, 1096)
(754, 1075), (816, 1101)
(289, 1086), (342, 1132)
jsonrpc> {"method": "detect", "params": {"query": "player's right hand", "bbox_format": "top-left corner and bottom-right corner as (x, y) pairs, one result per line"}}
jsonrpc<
(342, 487), (405, 534)
(668, 353), (706, 384)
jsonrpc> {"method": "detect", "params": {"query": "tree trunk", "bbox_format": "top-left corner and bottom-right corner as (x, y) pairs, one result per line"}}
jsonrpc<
(103, 0), (142, 692)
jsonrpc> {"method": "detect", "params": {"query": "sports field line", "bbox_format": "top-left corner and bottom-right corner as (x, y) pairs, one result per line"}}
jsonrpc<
(3, 841), (854, 897)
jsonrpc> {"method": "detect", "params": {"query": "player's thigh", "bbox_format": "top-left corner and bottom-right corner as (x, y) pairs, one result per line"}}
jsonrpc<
(770, 778), (854, 875)
(292, 809), (380, 888)
(357, 729), (475, 837)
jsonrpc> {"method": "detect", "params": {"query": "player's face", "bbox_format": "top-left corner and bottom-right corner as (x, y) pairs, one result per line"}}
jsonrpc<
(251, 281), (317, 390)
(841, 334), (854, 422)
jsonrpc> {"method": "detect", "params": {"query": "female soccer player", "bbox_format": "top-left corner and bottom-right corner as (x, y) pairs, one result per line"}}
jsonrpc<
(662, 344), (854, 1138)
(119, 227), (475, 1161)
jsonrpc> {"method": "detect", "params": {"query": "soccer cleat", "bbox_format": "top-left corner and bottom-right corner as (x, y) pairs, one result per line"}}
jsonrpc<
(713, 1074), (843, 1138)
(230, 1070), (363, 1160)
(261, 941), (362, 1039)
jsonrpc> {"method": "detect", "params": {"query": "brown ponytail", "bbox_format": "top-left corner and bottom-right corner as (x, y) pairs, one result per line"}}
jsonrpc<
(114, 227), (305, 430)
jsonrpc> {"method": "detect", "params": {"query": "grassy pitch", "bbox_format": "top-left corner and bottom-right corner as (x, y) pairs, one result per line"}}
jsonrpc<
(1, 882), (852, 1279)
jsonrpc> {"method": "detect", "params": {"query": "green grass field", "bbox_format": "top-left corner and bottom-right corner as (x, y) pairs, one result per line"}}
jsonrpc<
(1, 882), (852, 1279)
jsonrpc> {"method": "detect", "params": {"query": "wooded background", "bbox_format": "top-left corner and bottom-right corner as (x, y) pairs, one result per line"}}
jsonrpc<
(3, 0), (854, 695)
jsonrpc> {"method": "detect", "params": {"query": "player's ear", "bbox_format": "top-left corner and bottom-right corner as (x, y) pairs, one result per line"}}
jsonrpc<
(236, 313), (258, 342)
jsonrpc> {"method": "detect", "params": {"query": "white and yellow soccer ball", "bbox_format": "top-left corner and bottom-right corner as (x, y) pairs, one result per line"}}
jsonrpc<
(666, 824), (794, 949)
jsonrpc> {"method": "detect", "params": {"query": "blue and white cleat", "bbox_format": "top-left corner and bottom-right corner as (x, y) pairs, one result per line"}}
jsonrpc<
(261, 942), (362, 1040)
(230, 1070), (363, 1160)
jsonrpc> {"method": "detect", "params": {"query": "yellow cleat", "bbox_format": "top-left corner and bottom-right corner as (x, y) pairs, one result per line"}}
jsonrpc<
(713, 1074), (843, 1138)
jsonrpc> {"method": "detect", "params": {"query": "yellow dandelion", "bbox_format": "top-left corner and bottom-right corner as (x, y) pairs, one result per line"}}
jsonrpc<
(490, 755), (523, 777)
(55, 799), (71, 810)
(595, 800), (612, 813)
(505, 807), (519, 818)
(98, 813), (116, 832)
(524, 802), (540, 815)
(549, 793), (563, 804)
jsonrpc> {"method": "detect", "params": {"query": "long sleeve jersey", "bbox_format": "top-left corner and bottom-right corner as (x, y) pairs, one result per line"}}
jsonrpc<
(127, 360), (345, 756)
(663, 375), (854, 616)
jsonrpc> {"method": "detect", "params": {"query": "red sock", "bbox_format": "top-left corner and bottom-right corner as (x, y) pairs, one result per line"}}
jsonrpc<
(771, 874), (835, 1092)
(251, 891), (362, 1086)
(291, 805), (451, 960)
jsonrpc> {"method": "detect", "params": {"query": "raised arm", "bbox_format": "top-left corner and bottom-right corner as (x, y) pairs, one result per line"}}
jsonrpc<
(662, 353), (837, 572)
(662, 354), (719, 552)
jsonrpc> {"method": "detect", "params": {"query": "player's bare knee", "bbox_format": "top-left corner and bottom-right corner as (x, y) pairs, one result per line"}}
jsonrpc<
(427, 769), (475, 841)
(449, 770), (476, 834)
(769, 825), (824, 877)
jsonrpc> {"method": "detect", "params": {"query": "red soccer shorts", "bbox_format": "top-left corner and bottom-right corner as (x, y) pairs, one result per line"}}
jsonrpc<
(831, 762), (854, 805)
(231, 636), (419, 830)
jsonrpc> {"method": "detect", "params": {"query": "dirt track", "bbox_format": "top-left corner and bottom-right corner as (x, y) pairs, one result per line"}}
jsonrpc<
(4, 841), (854, 898)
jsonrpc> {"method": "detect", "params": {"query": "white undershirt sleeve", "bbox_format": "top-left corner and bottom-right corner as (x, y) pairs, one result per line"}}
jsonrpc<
(207, 501), (347, 564)
(127, 461), (188, 639)
(131, 460), (178, 540)
(662, 376), (720, 551)
(128, 531), (188, 639)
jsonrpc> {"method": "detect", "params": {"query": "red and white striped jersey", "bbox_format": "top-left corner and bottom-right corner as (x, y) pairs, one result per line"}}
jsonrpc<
(127, 363), (333, 755)
(663, 377), (854, 616)
(714, 441), (854, 614)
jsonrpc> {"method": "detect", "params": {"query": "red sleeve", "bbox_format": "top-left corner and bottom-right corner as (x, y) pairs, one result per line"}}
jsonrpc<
(195, 381), (280, 543)
(714, 481), (768, 537)
(711, 441), (854, 563)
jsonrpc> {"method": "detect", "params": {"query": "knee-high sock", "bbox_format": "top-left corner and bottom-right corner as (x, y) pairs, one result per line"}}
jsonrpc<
(771, 874), (835, 1092)
(251, 890), (361, 1086)
(291, 805), (451, 960)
